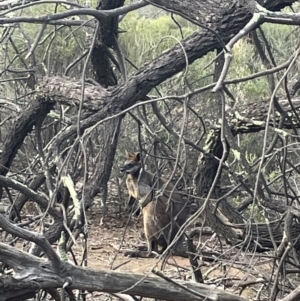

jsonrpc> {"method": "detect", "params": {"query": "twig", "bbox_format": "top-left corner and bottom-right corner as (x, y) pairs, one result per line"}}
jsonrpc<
(152, 267), (215, 301)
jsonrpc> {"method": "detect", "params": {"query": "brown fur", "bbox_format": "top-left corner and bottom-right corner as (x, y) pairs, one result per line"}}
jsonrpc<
(121, 151), (187, 256)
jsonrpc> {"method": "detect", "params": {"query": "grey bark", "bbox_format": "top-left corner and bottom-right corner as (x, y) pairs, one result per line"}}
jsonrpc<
(0, 242), (248, 301)
(84, 0), (125, 216)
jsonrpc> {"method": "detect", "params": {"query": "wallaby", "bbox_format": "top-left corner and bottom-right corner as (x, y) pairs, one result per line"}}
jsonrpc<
(120, 151), (187, 256)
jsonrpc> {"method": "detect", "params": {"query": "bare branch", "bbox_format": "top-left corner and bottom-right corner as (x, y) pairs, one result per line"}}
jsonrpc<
(281, 287), (300, 301)
(0, 175), (61, 219)
(0, 214), (62, 267)
(0, 0), (148, 24)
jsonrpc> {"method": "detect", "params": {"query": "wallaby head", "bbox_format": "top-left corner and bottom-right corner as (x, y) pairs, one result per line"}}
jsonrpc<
(120, 151), (141, 175)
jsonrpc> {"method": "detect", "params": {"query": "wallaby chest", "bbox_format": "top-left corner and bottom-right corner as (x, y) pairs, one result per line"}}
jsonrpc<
(126, 173), (153, 207)
(126, 176), (139, 199)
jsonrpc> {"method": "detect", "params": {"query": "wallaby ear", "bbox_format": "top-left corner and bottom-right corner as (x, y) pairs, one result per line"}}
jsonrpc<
(135, 152), (141, 162)
(126, 150), (136, 159)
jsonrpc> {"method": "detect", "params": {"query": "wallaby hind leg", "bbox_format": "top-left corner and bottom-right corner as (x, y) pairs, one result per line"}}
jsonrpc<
(123, 249), (154, 258)
(159, 242), (168, 254)
(146, 238), (158, 257)
(136, 245), (148, 251)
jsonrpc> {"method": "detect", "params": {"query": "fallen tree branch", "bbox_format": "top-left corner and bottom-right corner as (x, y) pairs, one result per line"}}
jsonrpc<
(0, 242), (248, 301)
(35, 76), (300, 153)
(0, 214), (62, 268)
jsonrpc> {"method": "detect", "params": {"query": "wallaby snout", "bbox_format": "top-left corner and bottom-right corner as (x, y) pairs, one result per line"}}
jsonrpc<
(120, 166), (131, 174)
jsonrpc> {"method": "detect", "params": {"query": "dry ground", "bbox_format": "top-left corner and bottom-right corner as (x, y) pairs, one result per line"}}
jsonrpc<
(70, 204), (271, 300)
(4, 200), (276, 300)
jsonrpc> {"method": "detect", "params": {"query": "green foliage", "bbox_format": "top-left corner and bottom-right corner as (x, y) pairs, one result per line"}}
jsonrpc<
(245, 148), (258, 165)
(228, 22), (299, 100)
(120, 12), (196, 68)
(1, 3), (87, 79)
(2, 3), (299, 184)
(261, 23), (299, 62)
(118, 11), (217, 148)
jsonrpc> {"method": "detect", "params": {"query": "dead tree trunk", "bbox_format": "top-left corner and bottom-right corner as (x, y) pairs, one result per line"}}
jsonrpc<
(192, 107), (300, 251)
(191, 49), (245, 245)
(85, 0), (125, 221)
